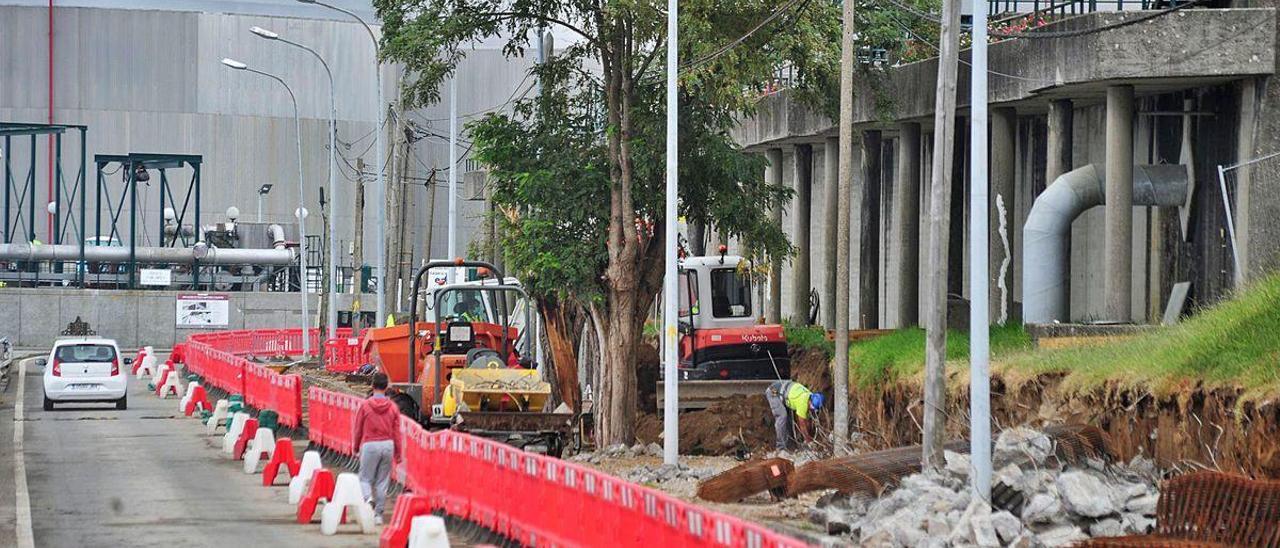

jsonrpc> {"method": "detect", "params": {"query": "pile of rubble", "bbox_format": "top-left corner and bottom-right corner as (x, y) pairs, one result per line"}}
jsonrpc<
(569, 443), (720, 484)
(814, 428), (1161, 547)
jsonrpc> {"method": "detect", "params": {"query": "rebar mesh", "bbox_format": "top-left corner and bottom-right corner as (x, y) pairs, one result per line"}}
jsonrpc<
(696, 458), (796, 503)
(1077, 471), (1280, 548)
(1043, 423), (1112, 464)
(785, 424), (1110, 498)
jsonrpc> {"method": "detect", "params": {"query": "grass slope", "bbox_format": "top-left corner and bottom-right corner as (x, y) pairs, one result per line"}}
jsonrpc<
(996, 272), (1280, 398)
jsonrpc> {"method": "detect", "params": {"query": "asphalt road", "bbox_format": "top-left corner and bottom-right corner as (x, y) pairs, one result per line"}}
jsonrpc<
(1, 356), (376, 548)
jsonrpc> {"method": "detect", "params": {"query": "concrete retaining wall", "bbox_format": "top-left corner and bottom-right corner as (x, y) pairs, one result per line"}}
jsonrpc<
(0, 288), (374, 348)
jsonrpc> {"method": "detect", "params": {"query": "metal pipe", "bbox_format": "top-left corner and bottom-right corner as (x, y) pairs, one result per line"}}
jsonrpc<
(1022, 163), (1188, 324)
(0, 242), (294, 265)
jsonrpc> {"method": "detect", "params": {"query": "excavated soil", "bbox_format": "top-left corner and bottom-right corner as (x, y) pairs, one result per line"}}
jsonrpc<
(633, 346), (833, 456)
(850, 372), (1280, 478)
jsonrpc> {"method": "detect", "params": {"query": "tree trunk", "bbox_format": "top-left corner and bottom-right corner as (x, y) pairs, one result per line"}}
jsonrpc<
(541, 299), (581, 412)
(922, 0), (964, 472)
(596, 280), (641, 445)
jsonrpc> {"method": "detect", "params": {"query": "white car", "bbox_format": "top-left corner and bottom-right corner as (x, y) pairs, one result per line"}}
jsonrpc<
(39, 337), (129, 410)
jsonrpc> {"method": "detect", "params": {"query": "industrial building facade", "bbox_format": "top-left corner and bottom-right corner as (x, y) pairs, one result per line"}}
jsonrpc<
(0, 0), (541, 310)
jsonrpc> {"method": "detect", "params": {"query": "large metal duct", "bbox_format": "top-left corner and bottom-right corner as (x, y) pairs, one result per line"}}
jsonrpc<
(0, 243), (294, 265)
(1022, 164), (1189, 324)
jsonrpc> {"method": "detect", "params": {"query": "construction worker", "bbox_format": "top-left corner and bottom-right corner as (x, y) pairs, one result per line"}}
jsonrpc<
(353, 372), (401, 524)
(765, 380), (824, 450)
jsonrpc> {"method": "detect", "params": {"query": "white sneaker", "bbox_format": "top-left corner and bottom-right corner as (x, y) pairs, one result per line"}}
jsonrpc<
(374, 515), (384, 526)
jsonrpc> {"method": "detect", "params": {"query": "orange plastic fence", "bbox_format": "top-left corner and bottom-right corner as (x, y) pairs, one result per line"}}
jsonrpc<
(187, 331), (808, 547)
(306, 386), (362, 456)
(182, 329), (339, 429)
(323, 336), (365, 373)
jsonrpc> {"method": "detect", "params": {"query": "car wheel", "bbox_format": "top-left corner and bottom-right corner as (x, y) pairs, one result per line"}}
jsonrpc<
(116, 395), (127, 410)
(43, 393), (53, 411)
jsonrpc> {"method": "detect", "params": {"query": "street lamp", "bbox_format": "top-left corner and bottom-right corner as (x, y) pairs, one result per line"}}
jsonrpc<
(295, 0), (386, 328)
(222, 57), (312, 357)
(250, 25), (339, 339)
(257, 183), (274, 222)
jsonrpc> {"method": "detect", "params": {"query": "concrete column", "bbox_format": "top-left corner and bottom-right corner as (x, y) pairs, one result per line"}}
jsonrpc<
(990, 108), (1016, 324)
(1046, 99), (1073, 184)
(823, 136), (840, 330)
(766, 147), (784, 324)
(893, 123), (921, 327)
(1105, 86), (1135, 322)
(792, 144), (813, 324)
(859, 131), (882, 329)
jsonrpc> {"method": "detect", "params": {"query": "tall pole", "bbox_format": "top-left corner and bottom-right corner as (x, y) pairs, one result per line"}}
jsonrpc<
(832, 0), (856, 456)
(448, 76), (458, 274)
(300, 0), (386, 327)
(968, 0), (992, 501)
(254, 26), (340, 340)
(662, 0), (680, 466)
(922, 0), (963, 471)
(224, 59), (311, 356)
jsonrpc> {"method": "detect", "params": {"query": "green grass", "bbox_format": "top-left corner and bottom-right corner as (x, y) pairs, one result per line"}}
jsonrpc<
(996, 272), (1280, 398)
(784, 321), (834, 357)
(849, 324), (1032, 387)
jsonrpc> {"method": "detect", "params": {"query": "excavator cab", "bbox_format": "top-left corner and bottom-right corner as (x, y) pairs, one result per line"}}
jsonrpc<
(658, 252), (791, 410)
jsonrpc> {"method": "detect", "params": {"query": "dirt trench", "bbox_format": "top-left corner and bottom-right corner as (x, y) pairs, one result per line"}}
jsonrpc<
(849, 373), (1280, 478)
(633, 346), (833, 456)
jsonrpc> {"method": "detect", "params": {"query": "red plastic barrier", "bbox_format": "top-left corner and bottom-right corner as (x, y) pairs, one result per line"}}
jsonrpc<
(323, 336), (366, 373)
(262, 438), (300, 486)
(306, 387), (361, 456)
(184, 330), (806, 547)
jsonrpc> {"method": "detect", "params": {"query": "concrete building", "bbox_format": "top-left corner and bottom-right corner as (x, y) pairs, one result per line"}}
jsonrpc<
(0, 0), (548, 317)
(733, 5), (1279, 328)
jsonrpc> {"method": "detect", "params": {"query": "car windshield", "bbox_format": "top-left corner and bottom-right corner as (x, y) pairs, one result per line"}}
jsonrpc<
(710, 268), (752, 318)
(55, 344), (116, 363)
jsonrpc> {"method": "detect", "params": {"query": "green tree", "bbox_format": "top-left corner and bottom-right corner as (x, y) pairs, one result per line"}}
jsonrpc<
(375, 0), (919, 444)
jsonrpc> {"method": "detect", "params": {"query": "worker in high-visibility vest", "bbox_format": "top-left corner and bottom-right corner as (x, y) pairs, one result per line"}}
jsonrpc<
(765, 380), (824, 450)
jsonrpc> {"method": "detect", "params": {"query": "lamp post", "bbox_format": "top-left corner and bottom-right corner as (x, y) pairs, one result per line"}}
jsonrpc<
(222, 57), (311, 357)
(661, 0), (679, 466)
(296, 0), (386, 328)
(257, 183), (274, 222)
(250, 25), (339, 340)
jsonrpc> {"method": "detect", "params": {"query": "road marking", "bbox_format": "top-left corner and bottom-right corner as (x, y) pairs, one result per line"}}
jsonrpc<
(13, 357), (35, 548)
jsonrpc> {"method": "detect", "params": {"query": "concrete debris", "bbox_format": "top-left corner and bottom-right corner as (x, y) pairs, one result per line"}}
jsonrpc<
(646, 442), (663, 457)
(1056, 470), (1117, 517)
(625, 463), (715, 485)
(807, 427), (1162, 547)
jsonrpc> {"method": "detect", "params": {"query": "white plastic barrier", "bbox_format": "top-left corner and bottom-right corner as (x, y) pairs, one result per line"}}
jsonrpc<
(289, 451), (324, 504)
(320, 473), (376, 535)
(408, 515), (450, 548)
(206, 399), (229, 435)
(242, 427), (276, 474)
(222, 412), (250, 455)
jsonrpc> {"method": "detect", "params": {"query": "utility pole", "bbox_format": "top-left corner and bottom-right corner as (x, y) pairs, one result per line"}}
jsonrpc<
(922, 0), (964, 471)
(832, 0), (856, 455)
(386, 93), (409, 315)
(352, 157), (367, 333)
